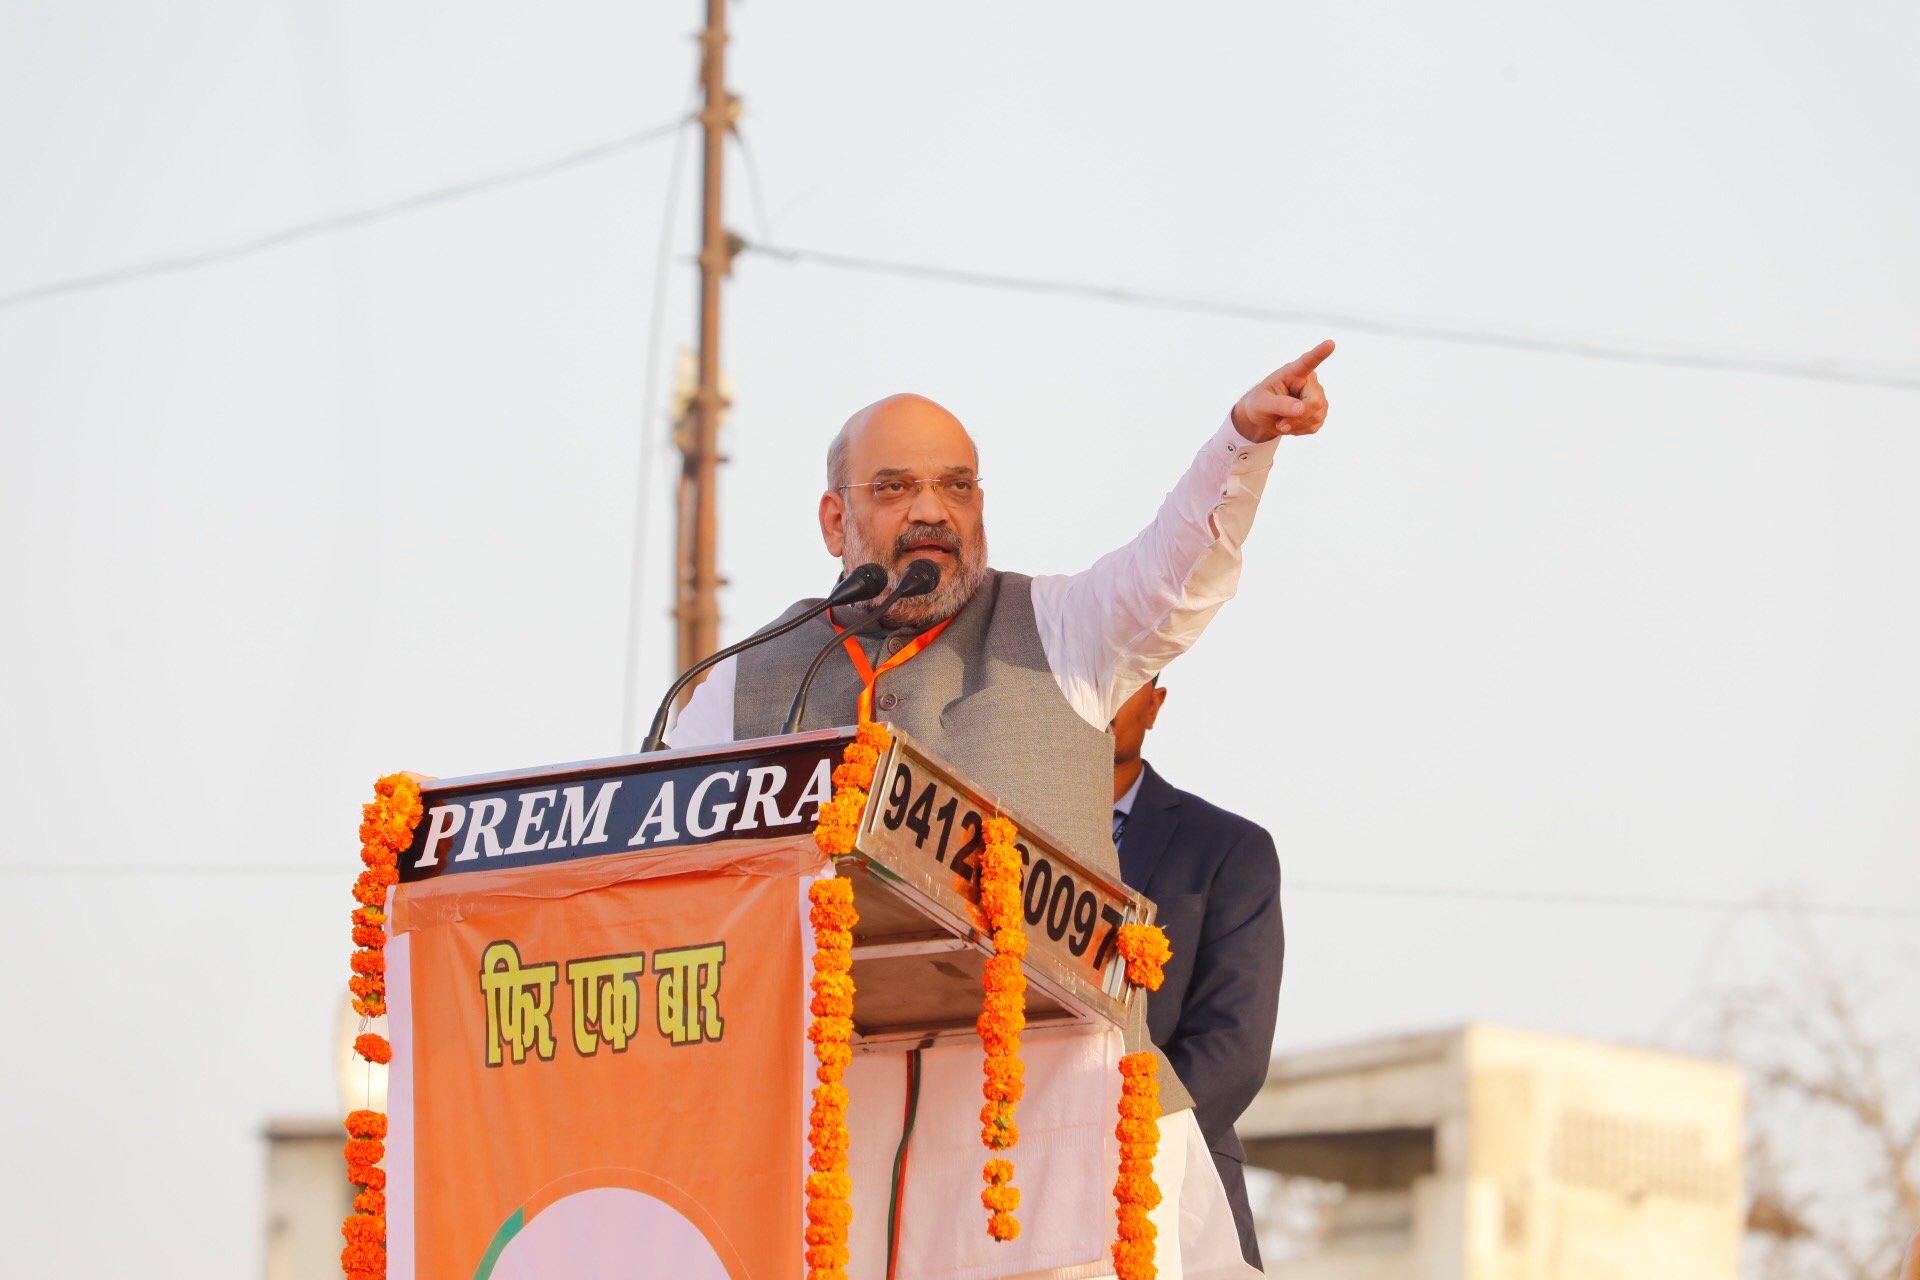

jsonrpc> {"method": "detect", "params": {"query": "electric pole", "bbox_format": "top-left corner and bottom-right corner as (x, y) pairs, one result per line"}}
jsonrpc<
(674, 0), (737, 685)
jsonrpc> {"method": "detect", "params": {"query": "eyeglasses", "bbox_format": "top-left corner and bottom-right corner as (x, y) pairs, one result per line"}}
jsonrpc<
(838, 476), (983, 508)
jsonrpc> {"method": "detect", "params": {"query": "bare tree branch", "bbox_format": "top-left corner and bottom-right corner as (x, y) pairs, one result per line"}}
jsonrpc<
(1678, 903), (1919, 1280)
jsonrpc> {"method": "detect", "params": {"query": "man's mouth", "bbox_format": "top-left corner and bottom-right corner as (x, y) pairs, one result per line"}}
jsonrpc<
(898, 539), (957, 564)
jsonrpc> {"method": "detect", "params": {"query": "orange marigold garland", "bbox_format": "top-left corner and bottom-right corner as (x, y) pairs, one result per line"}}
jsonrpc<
(1109, 921), (1170, 1279)
(977, 814), (1027, 1242)
(342, 1109), (388, 1277)
(1111, 1052), (1162, 1280)
(805, 876), (857, 1280)
(342, 773), (423, 1280)
(1115, 923), (1171, 992)
(804, 723), (886, 1280)
(815, 720), (890, 857)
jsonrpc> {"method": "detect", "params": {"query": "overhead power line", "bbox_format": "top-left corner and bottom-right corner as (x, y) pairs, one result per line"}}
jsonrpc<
(0, 865), (341, 878)
(1287, 880), (1918, 919)
(619, 79), (702, 754)
(743, 240), (1920, 394)
(8, 127), (1913, 397)
(2, 861), (1913, 920)
(0, 117), (691, 311)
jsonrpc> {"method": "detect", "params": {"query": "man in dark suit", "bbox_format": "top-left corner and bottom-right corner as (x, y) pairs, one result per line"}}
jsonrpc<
(1111, 675), (1284, 1270)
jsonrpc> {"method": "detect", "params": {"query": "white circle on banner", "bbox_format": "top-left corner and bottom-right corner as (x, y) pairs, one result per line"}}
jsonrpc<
(490, 1187), (733, 1279)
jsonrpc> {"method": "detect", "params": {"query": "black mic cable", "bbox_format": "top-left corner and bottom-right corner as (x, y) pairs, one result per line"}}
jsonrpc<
(640, 563), (890, 752)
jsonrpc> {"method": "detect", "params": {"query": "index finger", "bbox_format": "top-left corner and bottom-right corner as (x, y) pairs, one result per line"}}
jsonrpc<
(1278, 339), (1336, 382)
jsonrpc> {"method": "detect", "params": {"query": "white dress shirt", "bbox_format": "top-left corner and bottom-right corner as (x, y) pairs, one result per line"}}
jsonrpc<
(670, 415), (1279, 748)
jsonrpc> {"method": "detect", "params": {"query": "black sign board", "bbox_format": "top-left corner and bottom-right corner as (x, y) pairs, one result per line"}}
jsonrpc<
(400, 730), (854, 884)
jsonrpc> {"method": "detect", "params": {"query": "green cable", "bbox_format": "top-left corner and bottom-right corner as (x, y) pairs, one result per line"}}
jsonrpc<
(885, 1049), (924, 1279)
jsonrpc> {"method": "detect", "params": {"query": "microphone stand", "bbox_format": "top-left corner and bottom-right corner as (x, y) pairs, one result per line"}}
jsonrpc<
(782, 559), (940, 735)
(640, 563), (888, 752)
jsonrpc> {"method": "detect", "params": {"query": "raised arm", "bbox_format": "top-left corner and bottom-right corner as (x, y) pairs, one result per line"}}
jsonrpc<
(1032, 341), (1333, 727)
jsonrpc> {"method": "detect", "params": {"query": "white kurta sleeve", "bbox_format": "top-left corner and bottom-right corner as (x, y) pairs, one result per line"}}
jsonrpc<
(663, 653), (739, 749)
(1030, 415), (1280, 729)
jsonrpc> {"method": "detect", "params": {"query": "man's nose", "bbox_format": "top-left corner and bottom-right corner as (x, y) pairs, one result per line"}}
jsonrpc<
(906, 482), (951, 526)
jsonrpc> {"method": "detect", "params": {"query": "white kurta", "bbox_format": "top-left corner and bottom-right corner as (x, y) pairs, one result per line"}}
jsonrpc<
(837, 1030), (1256, 1280)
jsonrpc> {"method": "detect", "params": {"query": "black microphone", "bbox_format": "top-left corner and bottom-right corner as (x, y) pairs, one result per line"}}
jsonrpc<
(641, 563), (889, 752)
(783, 558), (942, 735)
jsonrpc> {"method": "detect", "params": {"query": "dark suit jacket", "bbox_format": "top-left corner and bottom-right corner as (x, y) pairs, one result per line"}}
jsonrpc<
(1116, 761), (1284, 1165)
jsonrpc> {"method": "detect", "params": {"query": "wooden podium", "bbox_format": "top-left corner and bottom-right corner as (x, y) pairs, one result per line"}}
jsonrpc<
(382, 727), (1155, 1278)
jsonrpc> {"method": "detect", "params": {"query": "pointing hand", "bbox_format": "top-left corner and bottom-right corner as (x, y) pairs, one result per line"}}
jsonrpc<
(1230, 339), (1334, 443)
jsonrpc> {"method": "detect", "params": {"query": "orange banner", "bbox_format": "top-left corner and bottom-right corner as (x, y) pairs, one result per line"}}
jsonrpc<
(392, 838), (820, 1279)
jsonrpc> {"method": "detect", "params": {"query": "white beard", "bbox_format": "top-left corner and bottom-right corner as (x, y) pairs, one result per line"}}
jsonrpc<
(842, 522), (990, 628)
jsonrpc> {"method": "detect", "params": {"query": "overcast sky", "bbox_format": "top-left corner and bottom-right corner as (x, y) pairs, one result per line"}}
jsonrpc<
(2, 3), (1916, 1275)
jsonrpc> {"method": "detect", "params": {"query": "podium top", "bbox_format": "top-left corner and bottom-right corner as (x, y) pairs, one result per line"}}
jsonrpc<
(400, 728), (856, 884)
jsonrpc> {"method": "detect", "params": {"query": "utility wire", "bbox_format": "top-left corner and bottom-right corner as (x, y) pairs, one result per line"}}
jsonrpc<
(1287, 880), (1918, 919)
(742, 240), (1920, 394)
(0, 117), (690, 311)
(1, 865), (343, 877)
(10, 129), (1913, 396)
(3, 860), (1914, 919)
(619, 94), (700, 754)
(733, 128), (776, 244)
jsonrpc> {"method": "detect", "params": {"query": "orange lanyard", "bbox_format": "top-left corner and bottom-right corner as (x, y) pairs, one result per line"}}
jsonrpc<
(830, 613), (956, 722)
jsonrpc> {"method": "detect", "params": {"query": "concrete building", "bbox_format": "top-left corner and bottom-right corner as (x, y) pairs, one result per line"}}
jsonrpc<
(263, 1000), (383, 1280)
(263, 1118), (355, 1280)
(1241, 1024), (1744, 1280)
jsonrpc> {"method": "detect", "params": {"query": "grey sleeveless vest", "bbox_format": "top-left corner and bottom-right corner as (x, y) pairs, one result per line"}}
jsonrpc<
(733, 570), (1193, 1113)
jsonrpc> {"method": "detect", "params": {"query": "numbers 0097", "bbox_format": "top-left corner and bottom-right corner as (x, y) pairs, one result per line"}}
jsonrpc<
(876, 759), (1125, 972)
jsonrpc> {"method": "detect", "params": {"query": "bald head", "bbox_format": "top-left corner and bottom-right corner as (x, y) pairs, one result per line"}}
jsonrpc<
(819, 392), (989, 627)
(826, 394), (978, 491)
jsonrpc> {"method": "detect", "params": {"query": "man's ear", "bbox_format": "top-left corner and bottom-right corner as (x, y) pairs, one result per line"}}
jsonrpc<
(819, 491), (847, 558)
(1145, 685), (1167, 730)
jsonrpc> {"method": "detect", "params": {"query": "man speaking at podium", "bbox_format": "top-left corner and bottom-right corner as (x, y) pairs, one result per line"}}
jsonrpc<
(669, 340), (1331, 1277)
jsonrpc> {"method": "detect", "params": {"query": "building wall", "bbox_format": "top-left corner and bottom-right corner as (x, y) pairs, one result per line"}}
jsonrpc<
(1459, 1025), (1743, 1280)
(264, 1124), (354, 1280)
(1250, 1025), (1743, 1280)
